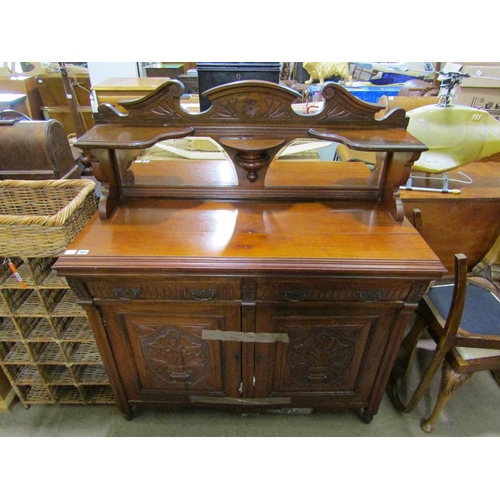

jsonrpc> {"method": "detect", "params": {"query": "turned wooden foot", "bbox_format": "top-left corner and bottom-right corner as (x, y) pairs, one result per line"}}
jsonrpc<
(124, 409), (134, 421)
(421, 360), (472, 433)
(491, 369), (500, 388)
(360, 408), (373, 424)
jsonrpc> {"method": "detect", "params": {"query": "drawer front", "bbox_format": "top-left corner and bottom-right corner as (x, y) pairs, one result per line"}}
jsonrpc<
(255, 278), (413, 303)
(85, 278), (241, 301)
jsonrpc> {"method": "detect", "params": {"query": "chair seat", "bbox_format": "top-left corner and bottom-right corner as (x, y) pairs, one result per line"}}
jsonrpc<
(455, 346), (500, 360)
(417, 340), (500, 361)
(428, 282), (500, 336)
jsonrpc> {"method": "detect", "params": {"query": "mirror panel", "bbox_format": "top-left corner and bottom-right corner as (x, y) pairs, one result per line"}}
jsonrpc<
(265, 139), (378, 188)
(118, 137), (238, 187)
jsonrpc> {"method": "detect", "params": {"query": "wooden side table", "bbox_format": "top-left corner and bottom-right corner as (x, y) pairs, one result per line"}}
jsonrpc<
(144, 64), (184, 79)
(0, 76), (43, 120)
(0, 93), (28, 116)
(93, 77), (171, 113)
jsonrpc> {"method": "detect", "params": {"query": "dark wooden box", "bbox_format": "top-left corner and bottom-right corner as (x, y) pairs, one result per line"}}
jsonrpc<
(196, 62), (280, 111)
(144, 64), (185, 79)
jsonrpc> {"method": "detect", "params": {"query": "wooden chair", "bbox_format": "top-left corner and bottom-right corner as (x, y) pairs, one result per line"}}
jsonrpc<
(389, 232), (500, 432)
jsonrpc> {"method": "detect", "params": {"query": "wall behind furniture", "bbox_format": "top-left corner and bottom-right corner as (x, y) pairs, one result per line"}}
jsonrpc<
(87, 62), (140, 87)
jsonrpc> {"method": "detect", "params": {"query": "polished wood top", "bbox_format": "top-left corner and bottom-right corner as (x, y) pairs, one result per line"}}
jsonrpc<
(75, 125), (194, 149)
(77, 124), (424, 152)
(56, 199), (445, 276)
(309, 128), (427, 152)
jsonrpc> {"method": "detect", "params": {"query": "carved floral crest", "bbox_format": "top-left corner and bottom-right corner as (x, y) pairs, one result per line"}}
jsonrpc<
(285, 326), (356, 386)
(139, 325), (209, 385)
(96, 79), (407, 128)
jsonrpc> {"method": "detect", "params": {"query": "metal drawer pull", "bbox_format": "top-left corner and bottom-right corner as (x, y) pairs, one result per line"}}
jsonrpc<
(282, 289), (308, 302)
(113, 288), (140, 300)
(190, 289), (217, 301)
(356, 290), (383, 301)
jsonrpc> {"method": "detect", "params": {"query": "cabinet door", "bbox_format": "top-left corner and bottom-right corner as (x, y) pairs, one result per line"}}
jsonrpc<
(100, 302), (242, 403)
(253, 304), (397, 405)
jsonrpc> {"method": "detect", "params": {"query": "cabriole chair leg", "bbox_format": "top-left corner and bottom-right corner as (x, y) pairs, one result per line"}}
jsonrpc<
(421, 360), (472, 433)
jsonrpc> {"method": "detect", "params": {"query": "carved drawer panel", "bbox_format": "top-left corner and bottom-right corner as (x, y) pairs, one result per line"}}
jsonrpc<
(255, 278), (413, 303)
(86, 278), (241, 301)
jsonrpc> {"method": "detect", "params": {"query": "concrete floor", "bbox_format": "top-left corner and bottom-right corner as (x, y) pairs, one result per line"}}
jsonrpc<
(1, 358), (499, 437)
(1, 351), (498, 500)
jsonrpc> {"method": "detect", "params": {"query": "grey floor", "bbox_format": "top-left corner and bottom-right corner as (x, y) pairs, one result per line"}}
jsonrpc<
(1, 352), (497, 500)
(1, 354), (499, 437)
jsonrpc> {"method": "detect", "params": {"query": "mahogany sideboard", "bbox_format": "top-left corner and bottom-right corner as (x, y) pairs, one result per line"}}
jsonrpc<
(54, 80), (446, 422)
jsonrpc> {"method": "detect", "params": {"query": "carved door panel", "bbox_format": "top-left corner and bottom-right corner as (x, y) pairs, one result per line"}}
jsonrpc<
(253, 305), (394, 402)
(100, 302), (242, 402)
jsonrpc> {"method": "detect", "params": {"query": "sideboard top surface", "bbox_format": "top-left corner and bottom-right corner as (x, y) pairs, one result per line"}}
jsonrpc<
(55, 198), (445, 276)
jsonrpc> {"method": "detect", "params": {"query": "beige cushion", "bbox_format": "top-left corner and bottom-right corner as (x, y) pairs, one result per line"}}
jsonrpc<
(455, 346), (500, 361)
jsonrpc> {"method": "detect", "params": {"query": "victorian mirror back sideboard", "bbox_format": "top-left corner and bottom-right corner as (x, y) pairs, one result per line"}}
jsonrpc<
(54, 80), (445, 422)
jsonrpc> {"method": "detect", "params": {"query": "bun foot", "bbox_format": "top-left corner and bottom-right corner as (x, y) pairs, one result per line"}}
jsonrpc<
(360, 408), (374, 424)
(123, 408), (134, 421)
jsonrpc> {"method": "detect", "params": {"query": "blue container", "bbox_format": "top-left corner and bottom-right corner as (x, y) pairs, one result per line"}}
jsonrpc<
(306, 84), (402, 104)
(346, 85), (402, 103)
(369, 72), (416, 85)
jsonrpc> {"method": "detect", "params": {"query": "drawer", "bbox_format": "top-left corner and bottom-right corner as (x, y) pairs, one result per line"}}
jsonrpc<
(85, 277), (241, 301)
(255, 278), (413, 303)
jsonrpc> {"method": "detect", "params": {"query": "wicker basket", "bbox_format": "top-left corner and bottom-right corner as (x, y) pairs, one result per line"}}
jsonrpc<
(0, 179), (98, 258)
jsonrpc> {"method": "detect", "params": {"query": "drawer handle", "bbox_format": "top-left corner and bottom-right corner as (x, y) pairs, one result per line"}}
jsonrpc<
(190, 289), (217, 301)
(356, 290), (383, 301)
(307, 373), (327, 382)
(282, 289), (308, 302)
(170, 371), (190, 380)
(113, 288), (140, 300)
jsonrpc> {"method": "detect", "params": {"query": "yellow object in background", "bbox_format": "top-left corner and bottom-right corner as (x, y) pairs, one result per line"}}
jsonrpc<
(407, 104), (500, 173)
(303, 62), (353, 85)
